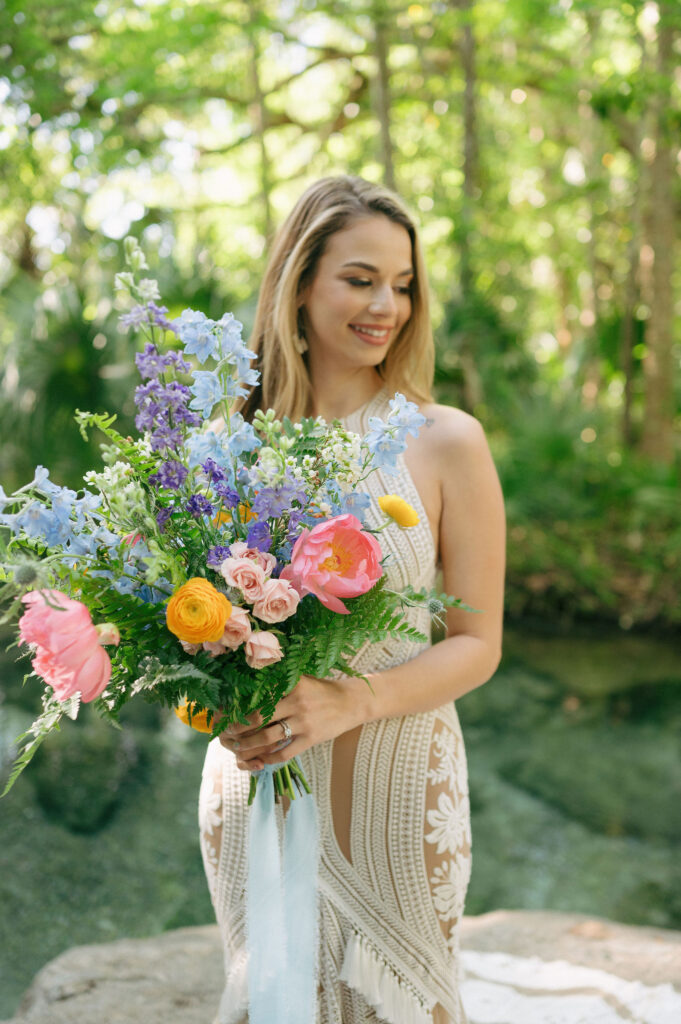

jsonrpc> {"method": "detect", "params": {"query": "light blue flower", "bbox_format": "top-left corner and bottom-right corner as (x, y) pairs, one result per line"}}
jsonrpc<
(342, 491), (372, 522)
(31, 466), (62, 496)
(387, 393), (427, 440)
(227, 414), (261, 456)
(217, 313), (244, 354)
(15, 502), (64, 544)
(173, 309), (219, 364)
(185, 428), (233, 470)
(223, 376), (250, 401)
(0, 485), (8, 513)
(189, 370), (224, 419)
(364, 418), (406, 476)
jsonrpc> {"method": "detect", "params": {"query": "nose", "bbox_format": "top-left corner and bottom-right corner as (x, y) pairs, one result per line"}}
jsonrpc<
(368, 284), (397, 317)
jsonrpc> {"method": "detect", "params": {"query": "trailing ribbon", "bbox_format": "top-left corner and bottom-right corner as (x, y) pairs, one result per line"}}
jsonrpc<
(246, 761), (319, 1024)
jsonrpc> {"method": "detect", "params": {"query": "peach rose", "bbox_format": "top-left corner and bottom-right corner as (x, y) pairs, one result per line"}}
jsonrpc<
(218, 605), (252, 650)
(202, 639), (226, 658)
(220, 556), (266, 602)
(245, 630), (283, 669)
(229, 541), (277, 576)
(252, 577), (300, 624)
(180, 640), (201, 655)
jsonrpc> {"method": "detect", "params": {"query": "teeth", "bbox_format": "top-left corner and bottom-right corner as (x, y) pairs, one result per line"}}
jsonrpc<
(352, 325), (389, 338)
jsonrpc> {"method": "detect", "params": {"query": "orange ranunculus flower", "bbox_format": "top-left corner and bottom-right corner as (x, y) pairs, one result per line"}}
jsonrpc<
(378, 494), (420, 528)
(166, 577), (232, 643)
(174, 699), (215, 734)
(238, 502), (256, 523)
(212, 508), (231, 528)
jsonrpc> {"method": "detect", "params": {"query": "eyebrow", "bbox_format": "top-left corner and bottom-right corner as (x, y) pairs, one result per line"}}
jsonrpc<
(341, 261), (414, 277)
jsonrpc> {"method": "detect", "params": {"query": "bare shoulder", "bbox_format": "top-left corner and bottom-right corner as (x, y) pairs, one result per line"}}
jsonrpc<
(418, 402), (491, 470)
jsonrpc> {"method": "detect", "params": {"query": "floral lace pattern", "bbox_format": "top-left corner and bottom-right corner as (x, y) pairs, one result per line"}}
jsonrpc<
(425, 723), (472, 955)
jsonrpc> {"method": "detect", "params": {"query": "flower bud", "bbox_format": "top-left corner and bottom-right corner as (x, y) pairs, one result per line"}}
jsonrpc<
(95, 622), (121, 646)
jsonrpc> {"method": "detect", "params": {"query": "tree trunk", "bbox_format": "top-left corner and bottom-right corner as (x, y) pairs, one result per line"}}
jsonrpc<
(640, 6), (676, 464)
(450, 0), (483, 410)
(458, 0), (477, 297)
(248, 16), (273, 243)
(373, 12), (396, 191)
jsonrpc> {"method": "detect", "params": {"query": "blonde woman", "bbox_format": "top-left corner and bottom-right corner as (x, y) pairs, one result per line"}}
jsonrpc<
(199, 175), (505, 1024)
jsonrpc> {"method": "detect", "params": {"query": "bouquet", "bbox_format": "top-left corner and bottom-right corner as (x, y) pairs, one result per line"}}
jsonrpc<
(0, 237), (469, 803)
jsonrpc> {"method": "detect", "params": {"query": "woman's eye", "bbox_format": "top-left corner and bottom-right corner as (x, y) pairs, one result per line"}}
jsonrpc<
(347, 278), (371, 287)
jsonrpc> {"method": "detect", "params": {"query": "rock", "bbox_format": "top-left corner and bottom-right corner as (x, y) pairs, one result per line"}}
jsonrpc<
(3, 912), (680, 1024)
(1, 926), (224, 1024)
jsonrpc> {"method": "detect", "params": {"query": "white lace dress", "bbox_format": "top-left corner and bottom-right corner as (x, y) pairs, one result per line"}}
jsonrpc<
(199, 390), (472, 1024)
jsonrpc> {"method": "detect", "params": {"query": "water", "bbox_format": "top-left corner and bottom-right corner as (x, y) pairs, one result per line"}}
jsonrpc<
(0, 624), (679, 1018)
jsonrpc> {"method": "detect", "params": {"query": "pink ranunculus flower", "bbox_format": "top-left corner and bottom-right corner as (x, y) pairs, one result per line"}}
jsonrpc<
(229, 541), (277, 577)
(244, 630), (283, 669)
(252, 577), (300, 624)
(281, 513), (383, 614)
(218, 605), (252, 650)
(19, 590), (120, 702)
(220, 556), (266, 603)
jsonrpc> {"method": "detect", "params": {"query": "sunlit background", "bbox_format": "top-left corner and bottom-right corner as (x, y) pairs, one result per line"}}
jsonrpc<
(1, 0), (679, 1017)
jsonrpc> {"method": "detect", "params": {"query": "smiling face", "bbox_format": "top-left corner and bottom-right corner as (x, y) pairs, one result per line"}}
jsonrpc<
(299, 215), (414, 375)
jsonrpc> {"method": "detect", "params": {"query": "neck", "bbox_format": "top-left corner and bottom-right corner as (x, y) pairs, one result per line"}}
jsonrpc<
(307, 363), (384, 420)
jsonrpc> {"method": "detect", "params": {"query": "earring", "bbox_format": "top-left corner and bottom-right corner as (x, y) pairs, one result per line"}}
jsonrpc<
(293, 332), (308, 354)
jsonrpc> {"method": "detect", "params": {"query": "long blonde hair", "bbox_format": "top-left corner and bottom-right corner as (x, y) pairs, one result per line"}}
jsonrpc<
(240, 175), (434, 421)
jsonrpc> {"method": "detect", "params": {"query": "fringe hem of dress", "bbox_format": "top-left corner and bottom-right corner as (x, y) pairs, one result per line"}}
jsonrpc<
(339, 929), (436, 1024)
(215, 948), (249, 1024)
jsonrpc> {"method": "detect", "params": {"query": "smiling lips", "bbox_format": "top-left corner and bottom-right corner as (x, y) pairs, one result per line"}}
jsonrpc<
(349, 323), (394, 345)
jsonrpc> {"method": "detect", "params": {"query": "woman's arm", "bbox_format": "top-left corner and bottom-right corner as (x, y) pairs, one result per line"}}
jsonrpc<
(222, 406), (506, 768)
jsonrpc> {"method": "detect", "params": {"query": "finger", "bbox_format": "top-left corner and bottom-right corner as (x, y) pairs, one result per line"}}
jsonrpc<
(222, 710), (265, 737)
(231, 721), (294, 758)
(236, 756), (264, 772)
(259, 736), (305, 766)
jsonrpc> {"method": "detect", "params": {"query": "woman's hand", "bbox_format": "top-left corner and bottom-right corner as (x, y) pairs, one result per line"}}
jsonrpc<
(219, 673), (365, 771)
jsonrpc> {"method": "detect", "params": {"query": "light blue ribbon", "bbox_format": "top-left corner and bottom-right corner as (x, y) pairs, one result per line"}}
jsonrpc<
(246, 761), (319, 1024)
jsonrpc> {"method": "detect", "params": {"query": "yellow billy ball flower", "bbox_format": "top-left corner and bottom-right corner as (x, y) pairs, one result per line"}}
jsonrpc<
(378, 494), (420, 528)
(166, 577), (232, 643)
(174, 699), (215, 734)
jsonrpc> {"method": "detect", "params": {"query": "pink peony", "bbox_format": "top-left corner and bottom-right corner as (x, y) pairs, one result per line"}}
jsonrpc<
(252, 577), (300, 624)
(218, 605), (252, 650)
(245, 630), (283, 669)
(220, 556), (266, 602)
(19, 590), (119, 702)
(229, 542), (277, 577)
(281, 513), (383, 614)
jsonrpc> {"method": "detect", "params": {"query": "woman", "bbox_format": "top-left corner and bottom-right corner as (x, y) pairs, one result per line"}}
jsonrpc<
(199, 175), (505, 1024)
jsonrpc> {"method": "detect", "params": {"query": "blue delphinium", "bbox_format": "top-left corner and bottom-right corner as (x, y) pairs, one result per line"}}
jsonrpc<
(172, 309), (220, 363)
(207, 544), (231, 568)
(214, 482), (240, 507)
(186, 494), (214, 519)
(189, 370), (224, 419)
(387, 393), (427, 439)
(149, 460), (189, 490)
(185, 429), (233, 470)
(341, 491), (372, 522)
(246, 520), (272, 552)
(363, 422), (406, 476)
(226, 413), (261, 456)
